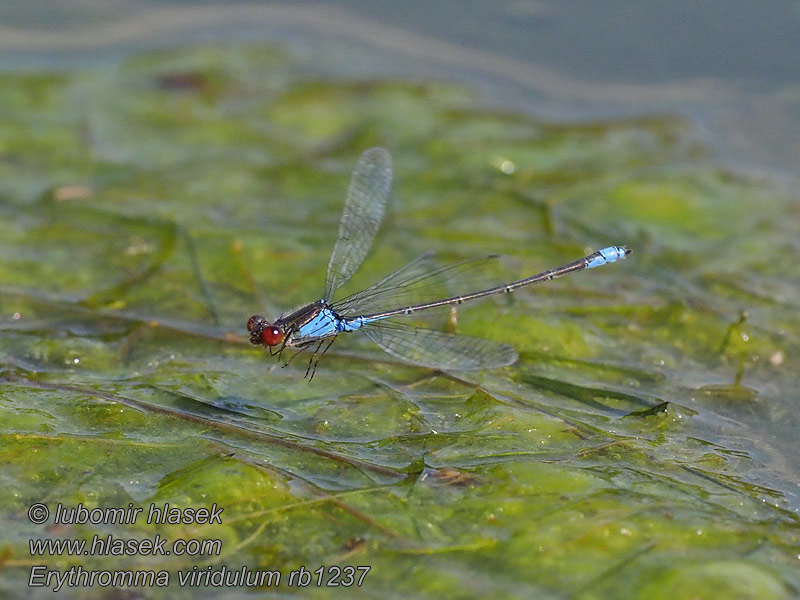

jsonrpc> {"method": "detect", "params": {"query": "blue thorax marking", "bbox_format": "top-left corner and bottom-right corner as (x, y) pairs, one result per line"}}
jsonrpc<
(294, 304), (386, 341)
(295, 305), (340, 340)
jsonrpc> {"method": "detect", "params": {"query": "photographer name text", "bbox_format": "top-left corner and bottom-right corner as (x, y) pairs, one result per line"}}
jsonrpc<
(51, 502), (222, 525)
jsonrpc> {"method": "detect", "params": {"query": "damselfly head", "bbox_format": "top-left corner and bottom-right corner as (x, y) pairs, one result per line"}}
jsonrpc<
(247, 315), (286, 347)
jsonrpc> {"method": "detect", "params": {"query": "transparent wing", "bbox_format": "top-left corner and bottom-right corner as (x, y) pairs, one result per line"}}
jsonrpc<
(332, 253), (501, 317)
(324, 147), (392, 301)
(362, 320), (518, 371)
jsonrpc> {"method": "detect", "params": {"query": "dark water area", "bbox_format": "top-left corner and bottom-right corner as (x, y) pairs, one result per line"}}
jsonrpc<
(1, 1), (799, 174)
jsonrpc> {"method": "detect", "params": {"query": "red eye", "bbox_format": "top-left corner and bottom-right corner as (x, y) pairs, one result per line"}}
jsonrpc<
(262, 326), (285, 346)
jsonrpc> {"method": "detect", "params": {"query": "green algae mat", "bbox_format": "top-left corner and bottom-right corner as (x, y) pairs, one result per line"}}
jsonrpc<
(1, 45), (798, 599)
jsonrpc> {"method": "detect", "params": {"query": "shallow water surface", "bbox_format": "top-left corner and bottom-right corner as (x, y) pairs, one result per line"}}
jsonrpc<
(0, 13), (798, 600)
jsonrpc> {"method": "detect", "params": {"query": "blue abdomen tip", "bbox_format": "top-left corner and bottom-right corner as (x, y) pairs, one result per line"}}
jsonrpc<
(587, 245), (630, 268)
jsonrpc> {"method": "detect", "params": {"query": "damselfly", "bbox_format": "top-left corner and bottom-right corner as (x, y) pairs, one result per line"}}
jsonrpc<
(248, 148), (629, 378)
